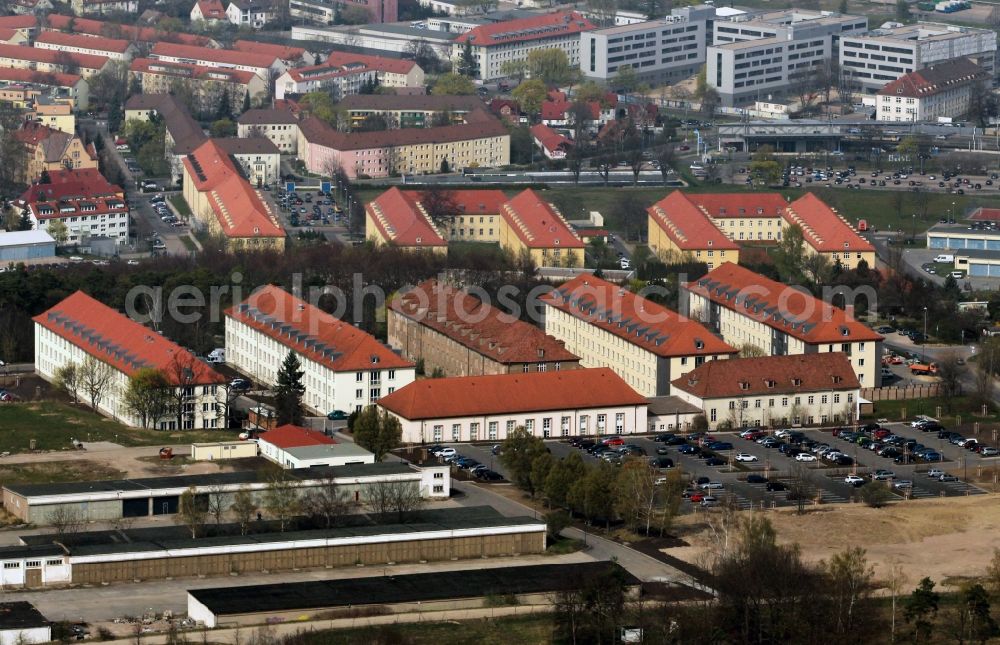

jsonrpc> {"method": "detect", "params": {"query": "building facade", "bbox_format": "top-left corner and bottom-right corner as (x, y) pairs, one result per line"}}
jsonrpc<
(364, 187), (448, 253)
(337, 94), (485, 129)
(671, 353), (860, 429)
(707, 9), (867, 106)
(840, 23), (997, 94)
(130, 58), (267, 116)
(214, 137), (281, 186)
(580, 5), (712, 85)
(274, 54), (422, 100)
(33, 291), (225, 429)
(388, 279), (580, 377)
(378, 367), (648, 443)
(33, 31), (135, 61)
(237, 108), (299, 153)
(289, 0), (398, 25)
(647, 191), (741, 268)
(684, 263), (883, 386)
(13, 122), (98, 183)
(453, 11), (596, 81)
(225, 284), (416, 415)
(0, 42), (110, 79)
(541, 273), (737, 397)
(876, 58), (988, 122)
(257, 424), (375, 468)
(149, 42), (284, 82)
(20, 169), (129, 246)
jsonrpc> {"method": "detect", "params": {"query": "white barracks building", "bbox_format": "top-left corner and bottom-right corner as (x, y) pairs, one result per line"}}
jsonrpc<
(684, 263), (883, 386)
(225, 285), (415, 415)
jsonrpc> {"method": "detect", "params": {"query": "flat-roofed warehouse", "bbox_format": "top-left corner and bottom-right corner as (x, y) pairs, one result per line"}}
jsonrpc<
(2, 507), (544, 588)
(2, 462), (448, 525)
(188, 561), (639, 627)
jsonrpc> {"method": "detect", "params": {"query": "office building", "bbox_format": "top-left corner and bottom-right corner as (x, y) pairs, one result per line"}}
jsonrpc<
(876, 57), (988, 122)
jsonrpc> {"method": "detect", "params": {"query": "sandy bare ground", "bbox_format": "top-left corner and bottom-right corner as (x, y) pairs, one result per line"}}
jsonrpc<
(668, 495), (1000, 590)
(0, 444), (233, 478)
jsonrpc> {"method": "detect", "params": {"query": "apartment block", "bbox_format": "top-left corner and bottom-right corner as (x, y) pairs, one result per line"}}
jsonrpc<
(498, 189), (584, 268)
(876, 57), (988, 122)
(707, 9), (867, 106)
(33, 31), (136, 61)
(840, 22), (997, 94)
(684, 263), (883, 386)
(364, 187), (448, 253)
(0, 69), (88, 110)
(337, 94), (485, 129)
(43, 14), (213, 48)
(13, 122), (98, 184)
(289, 0), (398, 24)
(18, 168), (129, 246)
(647, 191), (741, 268)
(0, 43), (110, 79)
(671, 353), (860, 430)
(580, 5), (713, 85)
(130, 58), (267, 116)
(782, 193), (875, 270)
(388, 279), (581, 377)
(541, 273), (737, 397)
(236, 108), (299, 154)
(34, 291), (225, 430)
(148, 42), (284, 82)
(275, 54), (422, 100)
(225, 285), (416, 415)
(453, 11), (596, 81)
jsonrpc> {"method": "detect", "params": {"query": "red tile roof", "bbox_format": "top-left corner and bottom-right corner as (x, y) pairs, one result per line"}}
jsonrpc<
(16, 168), (121, 207)
(150, 42), (278, 71)
(686, 263), (883, 344)
(195, 0), (226, 19)
(542, 273), (737, 358)
(44, 14), (212, 47)
(365, 187), (446, 248)
(500, 189), (584, 250)
(260, 424), (336, 449)
(687, 192), (787, 218)
(298, 114), (508, 151)
(648, 191), (740, 252)
(410, 189), (508, 216)
(226, 285), (414, 373)
(672, 352), (859, 399)
(182, 140), (284, 239)
(390, 279), (580, 366)
(0, 29), (20, 42)
(877, 58), (987, 99)
(233, 39), (306, 62)
(456, 11), (595, 47)
(530, 123), (573, 154)
(783, 192), (874, 253)
(0, 43), (108, 71)
(34, 30), (132, 54)
(286, 52), (415, 83)
(0, 67), (82, 87)
(0, 16), (37, 29)
(130, 58), (257, 85)
(540, 99), (600, 121)
(33, 291), (224, 384)
(378, 367), (645, 420)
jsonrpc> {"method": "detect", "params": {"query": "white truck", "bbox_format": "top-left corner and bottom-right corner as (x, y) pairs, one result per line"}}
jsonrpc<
(206, 348), (226, 363)
(933, 254), (954, 263)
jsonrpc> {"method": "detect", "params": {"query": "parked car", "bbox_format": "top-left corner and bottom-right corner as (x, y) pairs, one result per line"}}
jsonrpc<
(794, 452), (817, 462)
(765, 481), (788, 492)
(229, 378), (250, 390)
(735, 453), (758, 462)
(438, 447), (457, 458)
(747, 474), (768, 484)
(700, 481), (725, 490)
(705, 457), (726, 466)
(938, 474), (959, 482)
(893, 480), (914, 490)
(844, 475), (865, 486)
(649, 457), (674, 469)
(326, 410), (347, 420)
(980, 447), (1000, 457)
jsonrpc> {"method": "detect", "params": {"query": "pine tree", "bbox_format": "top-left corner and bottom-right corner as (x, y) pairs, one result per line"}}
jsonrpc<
(274, 351), (305, 425)
(217, 89), (231, 120)
(17, 211), (32, 231)
(242, 90), (251, 113)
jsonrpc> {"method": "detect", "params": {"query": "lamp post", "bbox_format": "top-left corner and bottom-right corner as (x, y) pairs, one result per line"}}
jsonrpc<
(951, 201), (956, 222)
(923, 307), (928, 363)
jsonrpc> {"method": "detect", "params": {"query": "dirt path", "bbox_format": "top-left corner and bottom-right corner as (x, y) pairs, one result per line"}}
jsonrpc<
(0, 444), (230, 478)
(667, 495), (1000, 590)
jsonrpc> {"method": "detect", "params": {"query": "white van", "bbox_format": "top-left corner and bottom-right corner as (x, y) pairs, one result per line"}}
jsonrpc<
(206, 348), (226, 363)
(933, 254), (954, 263)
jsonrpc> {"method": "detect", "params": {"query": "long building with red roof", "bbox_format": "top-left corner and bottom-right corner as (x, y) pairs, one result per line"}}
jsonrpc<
(541, 273), (737, 396)
(0, 42), (109, 79)
(33, 30), (135, 61)
(782, 193), (876, 270)
(454, 11), (596, 81)
(683, 262), (883, 386)
(378, 367), (647, 443)
(149, 42), (282, 81)
(388, 279), (580, 378)
(34, 291), (225, 430)
(499, 189), (584, 267)
(43, 14), (213, 47)
(364, 187), (447, 254)
(130, 58), (267, 116)
(225, 285), (416, 415)
(647, 191), (741, 269)
(181, 140), (285, 251)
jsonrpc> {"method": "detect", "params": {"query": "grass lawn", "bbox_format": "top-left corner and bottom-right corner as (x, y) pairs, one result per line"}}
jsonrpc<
(0, 402), (238, 453)
(168, 194), (192, 217)
(293, 615), (555, 645)
(867, 396), (1000, 426)
(0, 461), (125, 488)
(179, 235), (198, 252)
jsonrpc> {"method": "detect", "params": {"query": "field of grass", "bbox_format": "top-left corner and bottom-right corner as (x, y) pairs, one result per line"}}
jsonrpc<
(0, 402), (236, 453)
(866, 396), (1000, 426)
(293, 615), (555, 645)
(168, 194), (192, 217)
(179, 235), (198, 252)
(0, 461), (125, 489)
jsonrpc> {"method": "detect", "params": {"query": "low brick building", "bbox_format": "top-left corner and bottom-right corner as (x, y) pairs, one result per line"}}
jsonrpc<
(388, 279), (579, 377)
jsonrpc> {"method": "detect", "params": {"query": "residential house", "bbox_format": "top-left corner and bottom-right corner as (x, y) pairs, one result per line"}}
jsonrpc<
(0, 69), (89, 110)
(225, 0), (279, 29)
(530, 123), (572, 160)
(13, 122), (98, 183)
(0, 43), (110, 79)
(130, 58), (268, 116)
(274, 54), (422, 100)
(378, 368), (648, 443)
(149, 42), (284, 82)
(236, 108), (299, 153)
(190, 0), (227, 23)
(17, 168), (128, 246)
(541, 272), (737, 396)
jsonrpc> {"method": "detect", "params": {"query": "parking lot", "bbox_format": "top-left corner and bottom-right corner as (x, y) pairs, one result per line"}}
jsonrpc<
(434, 421), (991, 513)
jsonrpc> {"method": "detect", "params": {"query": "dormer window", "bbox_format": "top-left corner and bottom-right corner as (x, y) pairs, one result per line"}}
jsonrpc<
(694, 339), (705, 350)
(791, 378), (802, 386)
(765, 379), (776, 388)
(739, 381), (749, 390)
(832, 375), (842, 384)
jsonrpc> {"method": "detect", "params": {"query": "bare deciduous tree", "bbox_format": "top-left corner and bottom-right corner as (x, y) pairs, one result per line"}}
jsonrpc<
(79, 356), (114, 414)
(302, 474), (351, 528)
(230, 487), (256, 536)
(366, 480), (423, 523)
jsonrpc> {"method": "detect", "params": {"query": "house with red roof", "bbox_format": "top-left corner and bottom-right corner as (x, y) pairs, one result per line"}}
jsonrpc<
(0, 27), (27, 45)
(453, 11), (596, 81)
(190, 0), (227, 23)
(0, 42), (110, 79)
(130, 58), (267, 117)
(14, 122), (98, 184)
(364, 187), (448, 254)
(530, 123), (572, 160)
(181, 139), (285, 251)
(149, 42), (284, 81)
(671, 353), (861, 430)
(782, 193), (876, 270)
(541, 273), (737, 397)
(499, 189), (584, 268)
(0, 68), (89, 111)
(275, 54), (421, 100)
(0, 16), (38, 40)
(378, 367), (647, 443)
(33, 31), (136, 62)
(258, 425), (375, 468)
(18, 168), (128, 246)
(684, 263), (883, 386)
(876, 58), (987, 124)
(225, 285), (416, 415)
(388, 278), (580, 378)
(233, 39), (315, 67)
(34, 291), (225, 429)
(647, 191), (741, 269)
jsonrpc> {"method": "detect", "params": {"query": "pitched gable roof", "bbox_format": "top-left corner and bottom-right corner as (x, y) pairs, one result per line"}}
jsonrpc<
(648, 191), (740, 252)
(44, 14), (212, 47)
(33, 291), (224, 384)
(34, 30), (131, 54)
(687, 192), (787, 218)
(530, 123), (573, 154)
(877, 57), (987, 98)
(455, 11), (595, 47)
(500, 189), (583, 250)
(672, 353), (859, 399)
(390, 279), (580, 366)
(0, 42), (108, 71)
(150, 42), (278, 70)
(541, 273), (737, 358)
(378, 368), (645, 420)
(686, 263), (883, 344)
(365, 187), (446, 248)
(233, 39), (306, 63)
(226, 285), (414, 372)
(783, 192), (874, 253)
(260, 424), (336, 449)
